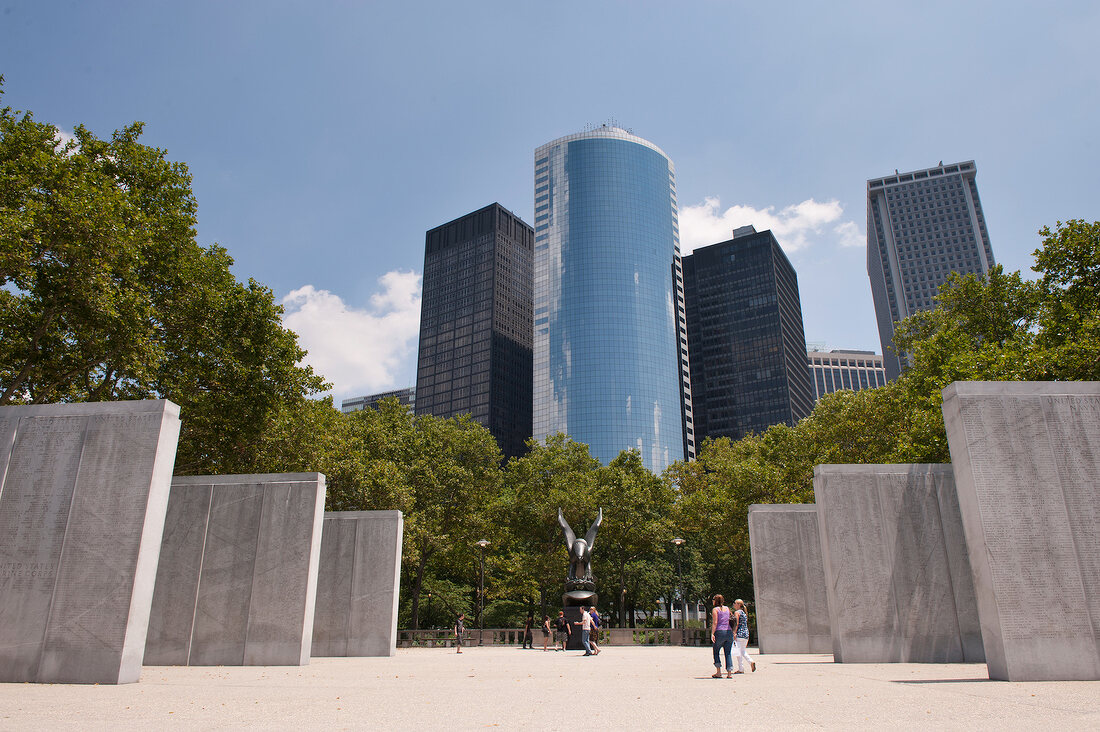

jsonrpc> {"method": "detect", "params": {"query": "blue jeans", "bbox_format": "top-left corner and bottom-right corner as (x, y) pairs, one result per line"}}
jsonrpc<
(581, 628), (593, 654)
(713, 629), (733, 669)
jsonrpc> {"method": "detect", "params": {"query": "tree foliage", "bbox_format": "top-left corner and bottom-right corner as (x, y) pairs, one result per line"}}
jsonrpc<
(0, 80), (327, 472)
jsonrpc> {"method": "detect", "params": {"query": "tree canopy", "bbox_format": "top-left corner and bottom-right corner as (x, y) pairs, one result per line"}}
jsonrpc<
(0, 80), (327, 473)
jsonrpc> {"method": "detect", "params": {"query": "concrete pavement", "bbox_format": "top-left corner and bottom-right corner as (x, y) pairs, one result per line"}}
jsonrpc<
(1, 646), (1097, 730)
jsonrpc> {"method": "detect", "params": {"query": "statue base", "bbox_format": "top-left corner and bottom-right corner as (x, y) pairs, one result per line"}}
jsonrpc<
(563, 590), (598, 651)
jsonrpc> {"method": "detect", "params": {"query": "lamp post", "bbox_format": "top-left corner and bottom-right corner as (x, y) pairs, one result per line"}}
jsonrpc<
(476, 539), (489, 644)
(672, 537), (685, 639)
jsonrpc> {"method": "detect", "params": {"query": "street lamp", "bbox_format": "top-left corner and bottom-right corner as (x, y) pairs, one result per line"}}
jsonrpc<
(476, 539), (489, 643)
(671, 537), (685, 636)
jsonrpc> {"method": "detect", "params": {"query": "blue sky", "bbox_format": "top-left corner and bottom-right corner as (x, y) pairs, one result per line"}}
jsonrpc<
(3, 1), (1098, 404)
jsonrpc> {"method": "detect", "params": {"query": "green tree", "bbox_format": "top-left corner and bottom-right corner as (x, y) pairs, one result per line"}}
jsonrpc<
(594, 450), (674, 626)
(0, 81), (327, 471)
(499, 434), (601, 618)
(1032, 220), (1100, 380)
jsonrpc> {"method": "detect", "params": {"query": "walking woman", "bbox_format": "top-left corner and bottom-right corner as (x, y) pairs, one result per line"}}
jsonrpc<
(541, 614), (552, 651)
(710, 594), (734, 678)
(732, 599), (756, 673)
(589, 607), (602, 655)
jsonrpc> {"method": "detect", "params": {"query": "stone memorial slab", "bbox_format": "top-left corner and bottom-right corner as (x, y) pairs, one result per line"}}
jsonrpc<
(0, 400), (181, 684)
(943, 381), (1100, 681)
(814, 464), (983, 663)
(144, 473), (325, 666)
(747, 504), (831, 654)
(311, 511), (403, 657)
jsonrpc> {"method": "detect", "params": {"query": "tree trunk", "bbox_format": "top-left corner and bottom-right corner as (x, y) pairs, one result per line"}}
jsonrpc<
(409, 548), (430, 630)
(618, 568), (627, 629)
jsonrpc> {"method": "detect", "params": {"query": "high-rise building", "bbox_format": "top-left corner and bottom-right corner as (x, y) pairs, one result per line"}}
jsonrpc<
(533, 125), (692, 473)
(341, 387), (415, 414)
(867, 160), (995, 380)
(683, 226), (813, 442)
(806, 349), (887, 402)
(414, 203), (533, 460)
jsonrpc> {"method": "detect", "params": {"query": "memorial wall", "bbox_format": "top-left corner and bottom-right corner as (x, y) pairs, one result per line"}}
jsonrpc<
(814, 464), (983, 663)
(0, 400), (181, 684)
(943, 381), (1100, 681)
(747, 504), (831, 654)
(312, 511), (404, 657)
(144, 473), (326, 667)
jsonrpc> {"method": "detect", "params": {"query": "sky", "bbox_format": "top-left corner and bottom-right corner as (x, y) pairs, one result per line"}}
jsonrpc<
(3, 1), (1098, 405)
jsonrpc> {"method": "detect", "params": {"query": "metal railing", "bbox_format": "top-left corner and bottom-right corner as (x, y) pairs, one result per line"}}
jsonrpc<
(396, 627), (708, 648)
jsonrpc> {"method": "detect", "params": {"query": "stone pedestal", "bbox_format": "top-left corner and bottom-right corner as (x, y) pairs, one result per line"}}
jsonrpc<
(312, 511), (403, 657)
(144, 473), (325, 666)
(814, 463), (983, 664)
(0, 400), (181, 684)
(943, 381), (1100, 681)
(562, 590), (596, 651)
(747, 504), (831, 654)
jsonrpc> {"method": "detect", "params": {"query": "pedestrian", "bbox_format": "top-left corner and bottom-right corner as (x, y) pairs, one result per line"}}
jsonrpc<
(454, 613), (465, 654)
(589, 607), (602, 655)
(575, 606), (598, 656)
(710, 594), (734, 678)
(523, 612), (534, 649)
(732, 599), (755, 673)
(555, 610), (571, 651)
(541, 614), (552, 651)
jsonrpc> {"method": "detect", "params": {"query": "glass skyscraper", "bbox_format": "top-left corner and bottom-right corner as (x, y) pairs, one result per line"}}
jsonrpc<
(867, 160), (995, 380)
(533, 126), (692, 473)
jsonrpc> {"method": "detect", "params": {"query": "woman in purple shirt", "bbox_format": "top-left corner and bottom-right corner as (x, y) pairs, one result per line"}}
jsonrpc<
(710, 594), (734, 678)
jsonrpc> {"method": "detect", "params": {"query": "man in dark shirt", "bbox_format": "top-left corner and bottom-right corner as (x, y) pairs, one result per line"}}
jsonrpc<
(554, 610), (570, 651)
(454, 613), (465, 654)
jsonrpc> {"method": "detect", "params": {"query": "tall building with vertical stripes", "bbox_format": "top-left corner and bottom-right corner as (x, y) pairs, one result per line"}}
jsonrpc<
(806, 349), (887, 402)
(867, 161), (995, 380)
(682, 226), (813, 442)
(532, 125), (692, 472)
(414, 203), (533, 460)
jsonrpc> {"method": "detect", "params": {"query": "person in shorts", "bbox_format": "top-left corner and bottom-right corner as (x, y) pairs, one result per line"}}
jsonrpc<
(554, 610), (570, 651)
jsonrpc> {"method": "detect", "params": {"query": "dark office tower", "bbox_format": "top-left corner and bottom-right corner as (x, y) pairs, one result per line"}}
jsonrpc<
(867, 160), (995, 380)
(414, 203), (533, 460)
(683, 226), (813, 442)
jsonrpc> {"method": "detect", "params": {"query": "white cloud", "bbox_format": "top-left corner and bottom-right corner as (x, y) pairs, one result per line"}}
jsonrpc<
(833, 220), (865, 248)
(54, 129), (77, 152)
(679, 196), (863, 254)
(282, 270), (422, 400)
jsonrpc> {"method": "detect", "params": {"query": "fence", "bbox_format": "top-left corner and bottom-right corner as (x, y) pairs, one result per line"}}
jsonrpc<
(396, 627), (708, 648)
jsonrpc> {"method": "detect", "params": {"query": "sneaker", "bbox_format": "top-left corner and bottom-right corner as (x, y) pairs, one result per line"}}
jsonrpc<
(751, 662), (756, 672)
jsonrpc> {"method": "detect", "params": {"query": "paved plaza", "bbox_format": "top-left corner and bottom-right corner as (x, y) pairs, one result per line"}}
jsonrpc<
(1, 646), (1097, 730)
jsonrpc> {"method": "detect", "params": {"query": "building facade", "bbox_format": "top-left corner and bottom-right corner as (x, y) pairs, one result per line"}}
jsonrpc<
(341, 387), (416, 414)
(867, 160), (995, 380)
(806, 349), (886, 402)
(533, 126), (692, 472)
(414, 203), (533, 460)
(683, 226), (813, 443)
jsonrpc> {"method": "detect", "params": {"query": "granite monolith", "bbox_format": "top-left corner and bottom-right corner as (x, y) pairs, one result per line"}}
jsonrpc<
(144, 473), (325, 666)
(0, 400), (180, 684)
(311, 511), (403, 657)
(814, 464), (983, 664)
(943, 381), (1100, 681)
(747, 504), (831, 654)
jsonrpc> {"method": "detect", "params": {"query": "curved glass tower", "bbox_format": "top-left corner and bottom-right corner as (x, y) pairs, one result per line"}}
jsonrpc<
(533, 126), (692, 473)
